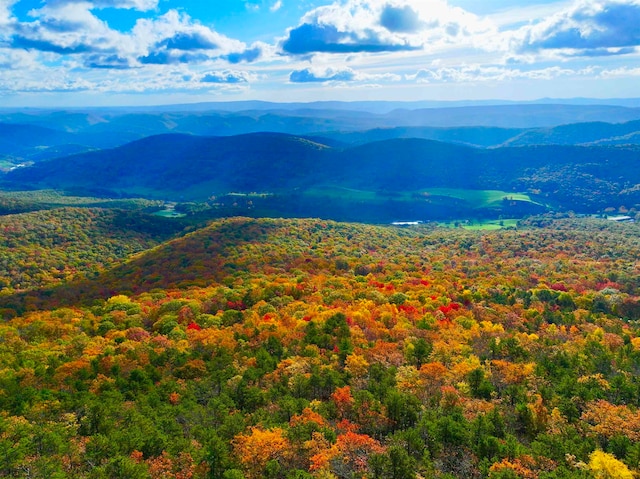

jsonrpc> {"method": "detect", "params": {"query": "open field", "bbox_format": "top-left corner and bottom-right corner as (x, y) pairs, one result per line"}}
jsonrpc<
(302, 186), (545, 217)
(419, 188), (541, 208)
(305, 186), (540, 206)
(438, 218), (520, 230)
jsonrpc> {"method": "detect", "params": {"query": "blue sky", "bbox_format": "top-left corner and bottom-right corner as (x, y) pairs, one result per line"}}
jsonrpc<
(1, 0), (639, 106)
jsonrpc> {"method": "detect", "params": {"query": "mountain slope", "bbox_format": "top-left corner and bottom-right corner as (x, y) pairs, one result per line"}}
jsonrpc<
(313, 126), (526, 148)
(0, 207), (188, 293)
(0, 217), (417, 312)
(320, 120), (640, 148)
(503, 120), (640, 147)
(0, 122), (142, 164)
(3, 133), (334, 198)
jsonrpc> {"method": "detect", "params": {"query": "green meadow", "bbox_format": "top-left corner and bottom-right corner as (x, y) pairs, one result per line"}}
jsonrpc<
(304, 185), (541, 208)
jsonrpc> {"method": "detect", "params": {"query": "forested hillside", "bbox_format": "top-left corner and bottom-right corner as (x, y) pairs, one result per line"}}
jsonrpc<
(1, 216), (640, 478)
(0, 207), (189, 293)
(3, 133), (639, 217)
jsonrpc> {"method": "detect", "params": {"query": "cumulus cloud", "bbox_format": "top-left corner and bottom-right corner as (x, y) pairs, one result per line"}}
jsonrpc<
(200, 70), (255, 84)
(83, 53), (132, 68)
(280, 0), (493, 55)
(10, 2), (127, 57)
(599, 66), (640, 77)
(134, 11), (256, 65)
(11, 36), (94, 54)
(563, 46), (637, 57)
(0, 64), (95, 93)
(223, 45), (264, 63)
(6, 2), (261, 69)
(0, 47), (37, 71)
(282, 23), (419, 54)
(289, 65), (401, 83)
(0, 61), (256, 95)
(514, 0), (640, 56)
(290, 67), (356, 82)
(4, 0), (639, 99)
(156, 31), (219, 51)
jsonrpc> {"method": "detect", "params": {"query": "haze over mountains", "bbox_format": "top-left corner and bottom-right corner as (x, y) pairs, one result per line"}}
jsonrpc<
(2, 102), (640, 161)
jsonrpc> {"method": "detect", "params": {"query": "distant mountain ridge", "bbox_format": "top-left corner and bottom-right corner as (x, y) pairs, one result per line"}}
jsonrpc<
(2, 103), (640, 136)
(4, 97), (640, 113)
(3, 111), (640, 166)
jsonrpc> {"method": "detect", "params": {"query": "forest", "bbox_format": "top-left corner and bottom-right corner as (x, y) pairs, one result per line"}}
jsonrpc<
(3, 0), (640, 474)
(0, 207), (639, 479)
(3, 133), (639, 220)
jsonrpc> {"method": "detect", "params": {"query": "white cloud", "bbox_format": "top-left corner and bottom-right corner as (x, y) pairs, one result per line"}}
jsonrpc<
(0, 0), (17, 26)
(289, 65), (401, 83)
(0, 47), (38, 71)
(510, 0), (640, 58)
(0, 64), (95, 93)
(130, 11), (267, 65)
(11, 2), (126, 56)
(280, 0), (496, 55)
(200, 70), (258, 84)
(0, 61), (257, 95)
(133, 10), (248, 64)
(2, 0), (639, 101)
(8, 3), (262, 69)
(599, 66), (640, 77)
(270, 0), (283, 13)
(244, 1), (260, 12)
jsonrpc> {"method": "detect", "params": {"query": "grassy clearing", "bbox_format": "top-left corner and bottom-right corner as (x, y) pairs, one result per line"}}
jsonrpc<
(152, 209), (187, 218)
(305, 186), (540, 208)
(463, 219), (519, 230)
(439, 219), (519, 230)
(419, 188), (538, 208)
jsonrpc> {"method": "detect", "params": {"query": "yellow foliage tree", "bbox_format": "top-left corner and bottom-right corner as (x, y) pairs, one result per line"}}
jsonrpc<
(588, 450), (634, 479)
(233, 427), (290, 479)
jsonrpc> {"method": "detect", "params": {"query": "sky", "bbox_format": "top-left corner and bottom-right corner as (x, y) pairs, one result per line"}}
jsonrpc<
(0, 0), (639, 107)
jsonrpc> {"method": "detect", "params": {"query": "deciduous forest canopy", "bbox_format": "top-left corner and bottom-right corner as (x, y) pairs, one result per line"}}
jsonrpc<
(3, 0), (640, 476)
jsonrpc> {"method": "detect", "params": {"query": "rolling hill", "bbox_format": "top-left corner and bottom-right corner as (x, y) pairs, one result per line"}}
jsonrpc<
(2, 133), (333, 198)
(0, 121), (143, 166)
(0, 207), (189, 293)
(317, 120), (640, 148)
(3, 133), (639, 217)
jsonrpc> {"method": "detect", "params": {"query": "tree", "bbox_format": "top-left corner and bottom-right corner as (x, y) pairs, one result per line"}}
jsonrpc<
(233, 427), (290, 479)
(588, 450), (634, 479)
